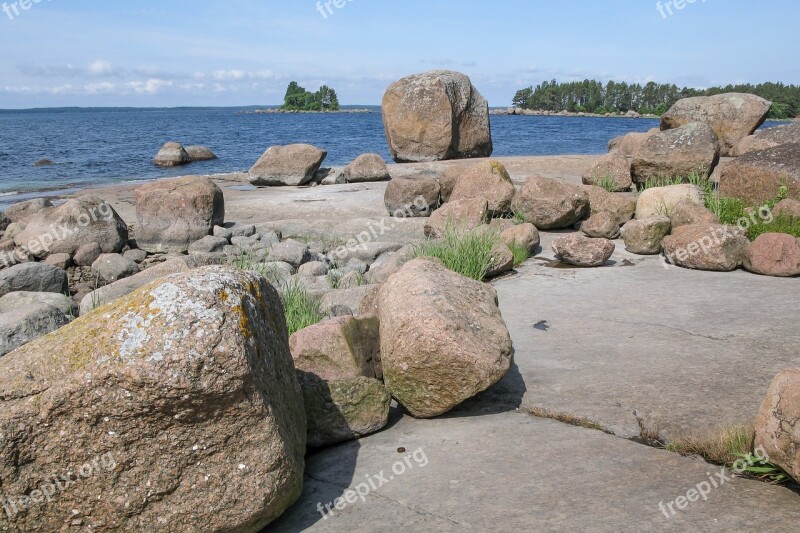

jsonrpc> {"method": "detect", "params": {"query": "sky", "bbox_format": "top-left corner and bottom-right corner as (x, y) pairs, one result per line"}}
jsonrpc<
(0, 0), (798, 109)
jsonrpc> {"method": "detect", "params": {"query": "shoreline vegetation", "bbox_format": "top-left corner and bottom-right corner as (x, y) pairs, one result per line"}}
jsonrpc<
(511, 79), (800, 119)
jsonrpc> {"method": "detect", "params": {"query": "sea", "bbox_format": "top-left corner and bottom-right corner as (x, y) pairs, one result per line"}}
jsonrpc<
(0, 106), (781, 210)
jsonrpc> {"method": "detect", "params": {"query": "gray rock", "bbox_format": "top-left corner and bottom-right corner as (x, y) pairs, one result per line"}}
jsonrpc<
(0, 304), (71, 357)
(298, 261), (329, 276)
(552, 234), (615, 267)
(184, 145), (217, 161)
(73, 241), (103, 267)
(91, 253), (140, 283)
(329, 241), (403, 265)
(343, 153), (390, 183)
(44, 252), (73, 270)
(249, 144), (327, 186)
(320, 285), (379, 317)
(153, 141), (191, 167)
(621, 216), (672, 255)
(123, 248), (148, 263)
(268, 240), (310, 268)
(4, 198), (53, 223)
(0, 263), (68, 297)
(0, 291), (75, 316)
(384, 176), (440, 217)
(581, 212), (622, 240)
(188, 235), (229, 254)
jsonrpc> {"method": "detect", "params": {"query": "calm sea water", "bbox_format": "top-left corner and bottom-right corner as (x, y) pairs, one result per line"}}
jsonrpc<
(0, 106), (780, 209)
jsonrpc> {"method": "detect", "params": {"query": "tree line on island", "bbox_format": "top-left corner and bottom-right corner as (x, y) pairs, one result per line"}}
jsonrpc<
(512, 80), (800, 119)
(282, 82), (340, 111)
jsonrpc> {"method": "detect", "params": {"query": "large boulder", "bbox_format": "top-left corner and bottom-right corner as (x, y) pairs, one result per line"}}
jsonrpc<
(0, 266), (306, 531)
(774, 198), (800, 218)
(755, 369), (800, 482)
(424, 197), (489, 238)
(343, 153), (390, 183)
(4, 198), (53, 223)
(669, 198), (720, 228)
(512, 176), (589, 230)
(135, 175), (225, 254)
(731, 122), (800, 156)
(620, 216), (672, 255)
(661, 93), (772, 156)
(91, 253), (140, 283)
(376, 258), (512, 418)
(719, 143), (800, 205)
(581, 185), (636, 224)
(662, 223), (749, 271)
(582, 151), (633, 192)
(635, 184), (705, 219)
(743, 233), (800, 277)
(581, 212), (621, 239)
(13, 196), (128, 259)
(249, 144), (327, 186)
(384, 176), (440, 217)
(500, 223), (540, 254)
(552, 234), (615, 267)
(382, 70), (492, 162)
(0, 262), (68, 297)
(448, 160), (517, 215)
(153, 141), (191, 167)
(290, 315), (387, 447)
(608, 128), (660, 156)
(630, 122), (720, 184)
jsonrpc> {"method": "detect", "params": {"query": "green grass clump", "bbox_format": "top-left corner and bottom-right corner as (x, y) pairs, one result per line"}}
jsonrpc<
(508, 241), (531, 267)
(281, 280), (324, 335)
(747, 215), (800, 240)
(414, 227), (500, 281)
(638, 169), (710, 192)
(326, 270), (343, 289)
(594, 173), (620, 193)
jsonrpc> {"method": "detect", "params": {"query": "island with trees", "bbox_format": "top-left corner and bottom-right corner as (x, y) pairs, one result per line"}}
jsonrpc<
(281, 82), (340, 112)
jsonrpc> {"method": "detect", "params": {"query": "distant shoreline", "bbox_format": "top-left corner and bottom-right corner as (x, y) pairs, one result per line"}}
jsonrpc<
(239, 108), (374, 115)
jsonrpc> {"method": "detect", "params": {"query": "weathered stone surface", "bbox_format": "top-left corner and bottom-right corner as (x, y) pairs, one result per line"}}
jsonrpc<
(0, 266), (306, 531)
(512, 176), (590, 230)
(719, 143), (800, 205)
(328, 242), (404, 265)
(662, 224), (749, 271)
(13, 196), (128, 259)
(636, 184), (705, 219)
(631, 122), (720, 184)
(582, 151), (633, 192)
(153, 141), (191, 167)
(486, 243), (514, 278)
(669, 198), (720, 228)
(74, 241), (103, 267)
(382, 70), (492, 162)
(731, 122), (800, 156)
(552, 234), (615, 267)
(773, 198), (800, 218)
(135, 175), (225, 254)
(249, 144), (327, 186)
(424, 198), (489, 238)
(184, 145), (217, 161)
(439, 166), (461, 203)
(319, 285), (379, 317)
(384, 176), (440, 217)
(343, 153), (390, 183)
(79, 258), (189, 314)
(581, 212), (621, 239)
(743, 233), (800, 277)
(268, 240), (310, 268)
(299, 376), (391, 449)
(500, 223), (540, 254)
(756, 368), (800, 482)
(608, 127), (660, 156)
(581, 185), (636, 223)
(620, 216), (671, 255)
(91, 253), (139, 283)
(298, 261), (329, 276)
(0, 302), (71, 357)
(123, 248), (149, 264)
(448, 160), (517, 215)
(377, 258), (512, 418)
(0, 262), (68, 297)
(4, 198), (53, 223)
(364, 246), (415, 285)
(0, 290), (74, 316)
(661, 93), (772, 156)
(44, 252), (72, 270)
(290, 314), (382, 381)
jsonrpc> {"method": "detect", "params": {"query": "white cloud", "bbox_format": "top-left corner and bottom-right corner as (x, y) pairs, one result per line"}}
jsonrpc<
(85, 82), (117, 94)
(87, 60), (114, 76)
(125, 79), (173, 95)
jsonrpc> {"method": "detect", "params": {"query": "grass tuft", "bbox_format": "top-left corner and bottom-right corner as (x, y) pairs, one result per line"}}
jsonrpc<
(281, 280), (324, 335)
(508, 241), (531, 267)
(594, 173), (620, 193)
(414, 226), (500, 281)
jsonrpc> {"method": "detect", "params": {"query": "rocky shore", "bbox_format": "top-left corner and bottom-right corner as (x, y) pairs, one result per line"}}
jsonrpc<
(0, 70), (798, 531)
(491, 107), (659, 118)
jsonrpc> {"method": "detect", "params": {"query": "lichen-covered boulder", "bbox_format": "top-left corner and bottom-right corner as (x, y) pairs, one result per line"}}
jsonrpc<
(0, 266), (306, 531)
(135, 175), (225, 254)
(620, 216), (671, 255)
(661, 93), (772, 156)
(377, 258), (512, 418)
(448, 160), (517, 215)
(382, 70), (492, 162)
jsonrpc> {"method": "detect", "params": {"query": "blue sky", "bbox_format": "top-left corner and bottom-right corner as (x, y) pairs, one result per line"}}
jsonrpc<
(0, 0), (797, 108)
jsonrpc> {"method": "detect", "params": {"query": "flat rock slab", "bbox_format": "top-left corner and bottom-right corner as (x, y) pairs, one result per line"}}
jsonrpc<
(270, 411), (800, 531)
(490, 232), (800, 439)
